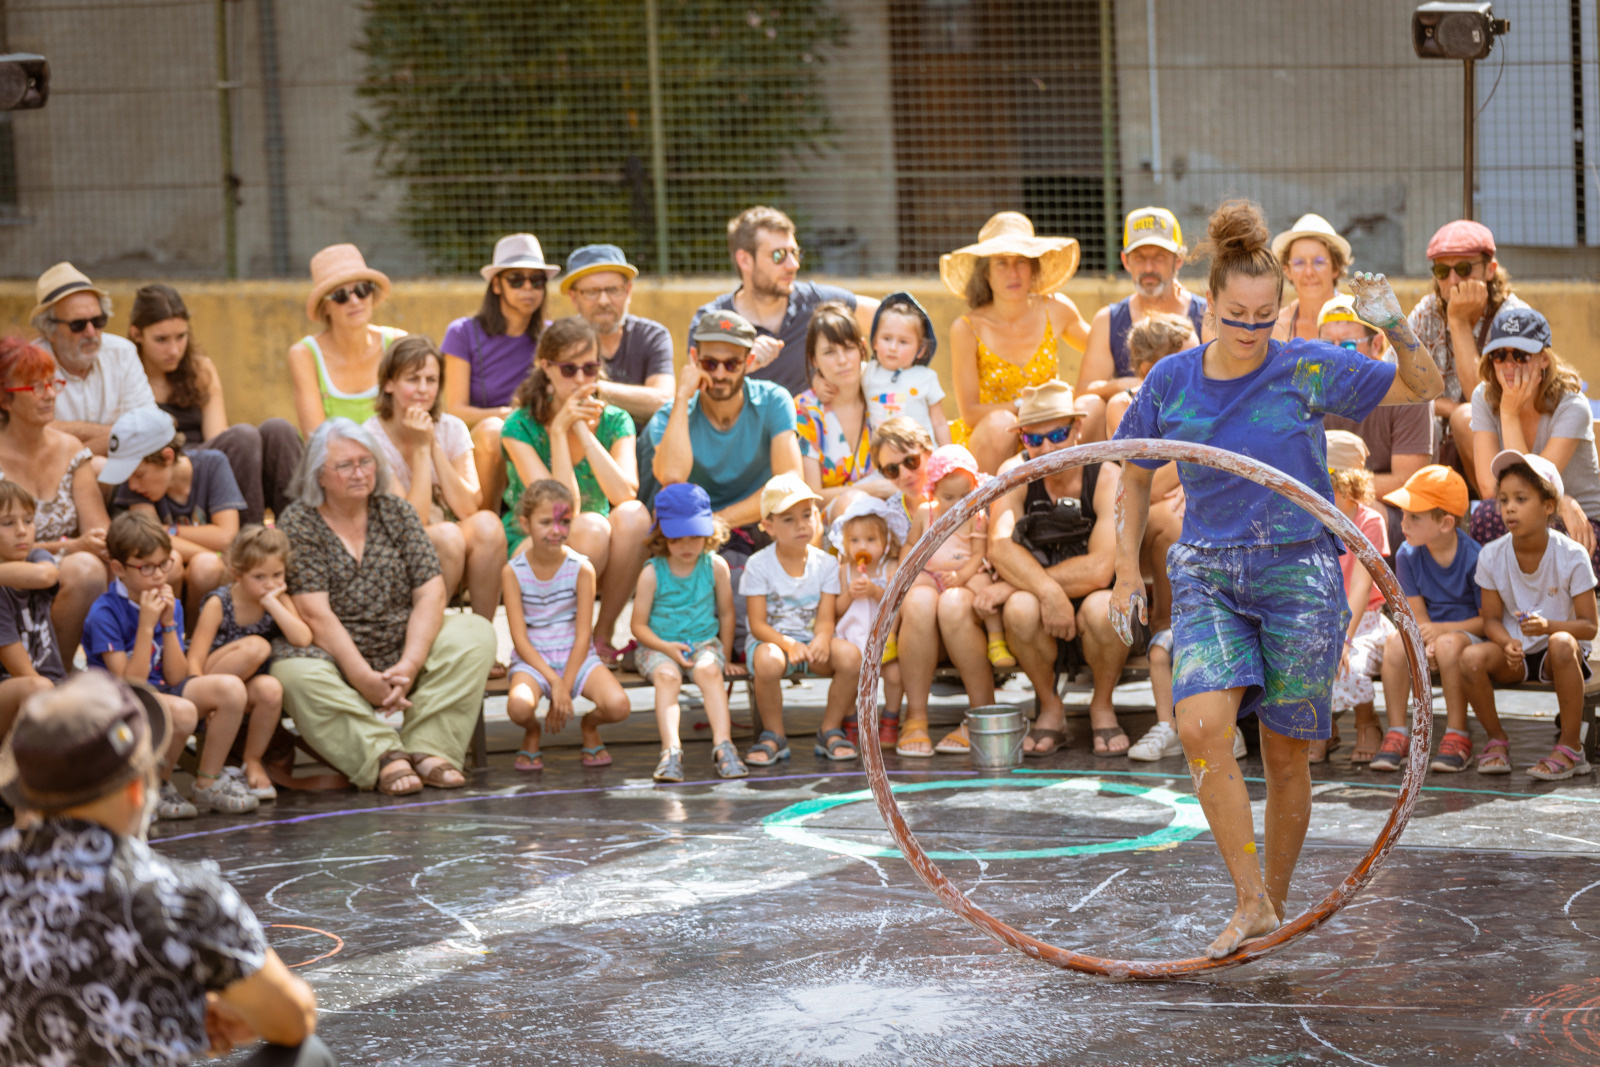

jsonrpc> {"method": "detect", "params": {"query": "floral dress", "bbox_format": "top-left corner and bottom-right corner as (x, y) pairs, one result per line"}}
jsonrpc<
(794, 389), (873, 488)
(950, 316), (1059, 444)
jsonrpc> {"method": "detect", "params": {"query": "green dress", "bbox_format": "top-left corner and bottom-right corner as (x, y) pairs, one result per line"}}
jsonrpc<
(501, 404), (635, 548)
(300, 326), (407, 424)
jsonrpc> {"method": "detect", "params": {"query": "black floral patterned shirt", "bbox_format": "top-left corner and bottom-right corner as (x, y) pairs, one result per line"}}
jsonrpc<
(0, 817), (268, 1066)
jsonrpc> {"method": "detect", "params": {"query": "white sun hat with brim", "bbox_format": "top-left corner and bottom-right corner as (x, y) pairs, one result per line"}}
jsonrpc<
(480, 234), (561, 282)
(1270, 213), (1353, 265)
(940, 212), (1080, 299)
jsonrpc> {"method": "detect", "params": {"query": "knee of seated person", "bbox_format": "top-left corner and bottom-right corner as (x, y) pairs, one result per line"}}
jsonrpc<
(190, 551), (226, 582)
(163, 694), (199, 734)
(250, 671), (283, 700)
(1548, 631), (1581, 658)
(463, 509), (506, 544)
(471, 417), (504, 447)
(831, 639), (861, 670)
(752, 643), (787, 674)
(236, 634), (273, 667)
(690, 657), (721, 683)
(59, 551), (107, 588)
(609, 499), (652, 535)
(974, 408), (1019, 439)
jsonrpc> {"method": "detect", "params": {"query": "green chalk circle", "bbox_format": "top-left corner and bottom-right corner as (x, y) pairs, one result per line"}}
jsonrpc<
(762, 776), (1210, 860)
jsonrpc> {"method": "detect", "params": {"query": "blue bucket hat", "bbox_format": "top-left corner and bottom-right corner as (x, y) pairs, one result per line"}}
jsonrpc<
(653, 482), (715, 539)
(869, 291), (937, 366)
(1483, 306), (1552, 355)
(560, 244), (639, 295)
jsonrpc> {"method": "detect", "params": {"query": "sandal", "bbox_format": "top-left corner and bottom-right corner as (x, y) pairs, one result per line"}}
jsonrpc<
(581, 745), (612, 768)
(896, 720), (934, 758)
(882, 634), (898, 664)
(1528, 742), (1592, 782)
(712, 740), (749, 779)
(1477, 738), (1512, 775)
(410, 754), (465, 789)
(377, 751), (423, 796)
(745, 730), (791, 767)
(879, 713), (900, 748)
(935, 722), (971, 755)
(986, 633), (1017, 669)
(1024, 727), (1067, 758)
(653, 747), (685, 783)
(1350, 722), (1383, 764)
(514, 749), (543, 772)
(1308, 727), (1341, 765)
(842, 714), (860, 746)
(1092, 726), (1130, 756)
(814, 727), (858, 762)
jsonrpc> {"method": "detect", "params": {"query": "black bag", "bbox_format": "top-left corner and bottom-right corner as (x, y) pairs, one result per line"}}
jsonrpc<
(1011, 496), (1093, 568)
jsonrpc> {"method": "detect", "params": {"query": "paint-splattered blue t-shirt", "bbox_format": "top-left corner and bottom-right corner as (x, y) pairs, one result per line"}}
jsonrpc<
(1114, 338), (1395, 548)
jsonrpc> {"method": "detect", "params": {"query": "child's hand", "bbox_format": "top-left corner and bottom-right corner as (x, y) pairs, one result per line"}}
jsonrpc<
(806, 634), (831, 666)
(547, 679), (574, 732)
(848, 573), (871, 599)
(1424, 643), (1438, 671)
(260, 581), (288, 604)
(1417, 621), (1440, 644)
(137, 587), (165, 628)
(936, 570), (959, 590)
(1337, 642), (1351, 680)
(158, 586), (177, 627)
(671, 643), (696, 669)
(784, 637), (810, 667)
(1503, 640), (1525, 671)
(723, 662), (748, 680)
(1520, 612), (1550, 637)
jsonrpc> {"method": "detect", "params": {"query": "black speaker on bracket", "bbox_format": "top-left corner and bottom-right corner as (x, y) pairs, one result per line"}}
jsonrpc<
(1413, 2), (1510, 61)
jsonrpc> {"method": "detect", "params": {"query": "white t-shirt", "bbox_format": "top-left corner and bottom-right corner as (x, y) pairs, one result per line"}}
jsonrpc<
(1474, 529), (1597, 654)
(40, 333), (157, 425)
(362, 413), (473, 494)
(861, 361), (945, 441)
(738, 543), (841, 643)
(1470, 386), (1600, 519)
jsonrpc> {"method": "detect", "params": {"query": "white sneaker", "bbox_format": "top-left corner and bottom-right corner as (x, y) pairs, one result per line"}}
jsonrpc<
(1233, 726), (1248, 759)
(193, 773), (261, 815)
(224, 765), (277, 801)
(1128, 721), (1183, 761)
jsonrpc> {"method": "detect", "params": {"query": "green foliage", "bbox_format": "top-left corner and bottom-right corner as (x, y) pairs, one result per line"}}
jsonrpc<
(355, 0), (846, 274)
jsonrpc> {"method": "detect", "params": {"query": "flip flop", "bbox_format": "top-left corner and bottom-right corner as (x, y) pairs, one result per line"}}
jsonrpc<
(580, 745), (612, 768)
(1024, 727), (1066, 758)
(1092, 727), (1130, 756)
(514, 749), (543, 772)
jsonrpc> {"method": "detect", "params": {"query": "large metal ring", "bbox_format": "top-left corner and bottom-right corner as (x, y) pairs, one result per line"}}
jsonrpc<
(855, 439), (1432, 979)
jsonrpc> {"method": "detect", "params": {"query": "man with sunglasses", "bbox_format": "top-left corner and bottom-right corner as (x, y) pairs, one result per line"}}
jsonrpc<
(560, 244), (674, 425)
(1406, 219), (1528, 488)
(688, 205), (879, 398)
(27, 262), (156, 456)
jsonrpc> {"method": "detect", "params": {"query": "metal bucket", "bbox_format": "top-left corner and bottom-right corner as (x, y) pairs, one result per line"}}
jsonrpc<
(967, 704), (1026, 769)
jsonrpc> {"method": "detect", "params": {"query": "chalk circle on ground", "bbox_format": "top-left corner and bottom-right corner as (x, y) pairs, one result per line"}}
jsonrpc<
(855, 439), (1434, 979)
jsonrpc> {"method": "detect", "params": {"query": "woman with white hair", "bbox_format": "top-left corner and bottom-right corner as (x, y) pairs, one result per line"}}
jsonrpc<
(270, 419), (495, 795)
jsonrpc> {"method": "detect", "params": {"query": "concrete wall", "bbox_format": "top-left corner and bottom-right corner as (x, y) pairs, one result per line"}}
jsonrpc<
(0, 275), (1594, 428)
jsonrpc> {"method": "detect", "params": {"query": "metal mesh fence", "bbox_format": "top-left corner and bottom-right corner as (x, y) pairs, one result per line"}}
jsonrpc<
(0, 0), (1594, 281)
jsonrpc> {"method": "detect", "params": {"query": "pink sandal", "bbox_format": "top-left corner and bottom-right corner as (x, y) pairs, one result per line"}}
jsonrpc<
(1476, 738), (1511, 775)
(1528, 743), (1593, 781)
(581, 745), (613, 768)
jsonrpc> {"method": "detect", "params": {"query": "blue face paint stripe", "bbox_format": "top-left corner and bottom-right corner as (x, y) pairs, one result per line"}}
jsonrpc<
(1219, 316), (1277, 332)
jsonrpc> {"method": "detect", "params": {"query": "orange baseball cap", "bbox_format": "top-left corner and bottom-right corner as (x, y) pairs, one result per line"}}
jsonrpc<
(1381, 464), (1469, 518)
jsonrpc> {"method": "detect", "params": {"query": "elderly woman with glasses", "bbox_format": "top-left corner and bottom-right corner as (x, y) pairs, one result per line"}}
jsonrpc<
(501, 316), (651, 664)
(271, 419), (495, 796)
(1270, 214), (1350, 343)
(286, 244), (408, 437)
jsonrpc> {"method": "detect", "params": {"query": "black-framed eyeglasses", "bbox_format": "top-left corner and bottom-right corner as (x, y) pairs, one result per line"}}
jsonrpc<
(130, 557), (175, 578)
(1022, 426), (1075, 449)
(697, 355), (746, 374)
(501, 272), (547, 291)
(1490, 350), (1534, 364)
(327, 281), (375, 305)
(49, 314), (107, 334)
(551, 361), (601, 380)
(879, 453), (924, 479)
(769, 247), (803, 266)
(1431, 259), (1486, 280)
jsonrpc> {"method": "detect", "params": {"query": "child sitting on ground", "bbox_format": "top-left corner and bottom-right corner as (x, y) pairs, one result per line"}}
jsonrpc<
(830, 495), (909, 749)
(502, 479), (631, 772)
(0, 480), (62, 738)
(187, 525), (313, 801)
(631, 482), (746, 783)
(863, 292), (952, 446)
(1456, 452), (1596, 779)
(740, 472), (860, 766)
(1372, 465), (1483, 772)
(1324, 430), (1396, 764)
(83, 512), (254, 816)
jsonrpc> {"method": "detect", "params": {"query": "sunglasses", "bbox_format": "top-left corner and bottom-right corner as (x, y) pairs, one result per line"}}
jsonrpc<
(326, 281), (375, 305)
(1431, 259), (1486, 280)
(1337, 340), (1362, 352)
(1490, 350), (1535, 364)
(879, 453), (924, 479)
(4, 377), (66, 394)
(501, 272), (547, 291)
(551, 360), (601, 380)
(49, 314), (107, 334)
(697, 355), (746, 374)
(1022, 426), (1075, 449)
(768, 247), (803, 265)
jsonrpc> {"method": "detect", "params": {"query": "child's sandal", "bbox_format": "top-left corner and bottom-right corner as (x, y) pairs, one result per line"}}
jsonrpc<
(1528, 743), (1592, 781)
(745, 730), (791, 767)
(878, 713), (900, 748)
(652, 747), (685, 783)
(896, 720), (933, 758)
(712, 740), (748, 779)
(986, 634), (1016, 669)
(1476, 738), (1512, 775)
(814, 728), (858, 762)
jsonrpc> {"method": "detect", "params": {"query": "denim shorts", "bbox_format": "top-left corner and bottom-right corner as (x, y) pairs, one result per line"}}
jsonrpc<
(1168, 538), (1350, 741)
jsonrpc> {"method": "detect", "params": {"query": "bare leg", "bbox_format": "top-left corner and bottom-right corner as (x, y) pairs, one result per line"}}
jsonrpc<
(53, 552), (107, 665)
(460, 511), (508, 620)
(0, 675), (52, 740)
(817, 638), (861, 743)
(1379, 631), (1412, 731)
(896, 583), (943, 755)
(426, 522), (467, 604)
(648, 666), (684, 750)
(1144, 502), (1181, 630)
(241, 674), (283, 791)
(472, 418), (506, 515)
(595, 502), (651, 648)
(1433, 631), (1474, 736)
(1079, 590), (1131, 753)
(1448, 403), (1476, 490)
(505, 675), (544, 768)
(1149, 643), (1175, 727)
(692, 656), (734, 746)
(183, 553), (228, 632)
(1259, 724), (1312, 920)
(185, 675), (249, 781)
(1075, 394), (1109, 444)
(1005, 591), (1068, 753)
(967, 410), (1021, 476)
(938, 587), (994, 705)
(749, 642), (789, 745)
(1460, 640), (1519, 741)
(1545, 632), (1587, 751)
(204, 635), (272, 680)
(578, 667), (631, 750)
(159, 695), (199, 782)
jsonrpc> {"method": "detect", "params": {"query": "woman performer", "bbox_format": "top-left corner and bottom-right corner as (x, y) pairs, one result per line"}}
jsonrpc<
(1109, 200), (1442, 959)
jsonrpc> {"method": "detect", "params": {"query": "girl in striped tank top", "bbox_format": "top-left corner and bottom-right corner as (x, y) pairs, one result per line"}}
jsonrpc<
(502, 480), (630, 771)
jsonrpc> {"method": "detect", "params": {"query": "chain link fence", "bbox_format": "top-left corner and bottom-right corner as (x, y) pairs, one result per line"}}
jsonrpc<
(0, 0), (1593, 282)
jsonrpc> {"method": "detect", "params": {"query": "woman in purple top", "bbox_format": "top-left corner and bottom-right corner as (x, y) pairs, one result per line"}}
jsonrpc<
(442, 234), (559, 511)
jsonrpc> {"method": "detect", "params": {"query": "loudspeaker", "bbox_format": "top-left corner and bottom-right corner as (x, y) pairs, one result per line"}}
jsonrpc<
(1412, 2), (1507, 61)
(0, 54), (47, 111)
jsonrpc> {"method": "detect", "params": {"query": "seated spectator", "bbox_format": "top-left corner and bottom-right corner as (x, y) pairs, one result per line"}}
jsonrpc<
(987, 381), (1124, 755)
(28, 262), (156, 456)
(188, 525), (315, 802)
(0, 480), (61, 736)
(287, 243), (405, 436)
(1270, 213), (1349, 342)
(501, 316), (649, 663)
(0, 672), (328, 1066)
(85, 513), (256, 816)
(831, 494), (909, 749)
(130, 284), (303, 525)
(1318, 293), (1436, 553)
(639, 309), (802, 650)
(943, 212), (1090, 473)
(872, 415), (934, 531)
(560, 244), (674, 425)
(865, 291), (950, 446)
(103, 407), (243, 623)
(796, 301), (889, 517)
(1408, 219), (1529, 488)
(271, 419), (495, 795)
(443, 234), (558, 506)
(689, 205), (879, 399)
(365, 335), (507, 628)
(1468, 306), (1600, 573)
(0, 337), (109, 664)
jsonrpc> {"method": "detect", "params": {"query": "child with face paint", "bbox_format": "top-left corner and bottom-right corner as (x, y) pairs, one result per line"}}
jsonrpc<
(1110, 199), (1442, 959)
(500, 480), (632, 771)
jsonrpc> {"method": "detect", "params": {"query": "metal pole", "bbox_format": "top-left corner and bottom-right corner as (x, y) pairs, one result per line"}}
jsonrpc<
(645, 0), (670, 274)
(257, 0), (291, 276)
(216, 0), (237, 278)
(1463, 57), (1475, 220)
(1099, 0), (1117, 273)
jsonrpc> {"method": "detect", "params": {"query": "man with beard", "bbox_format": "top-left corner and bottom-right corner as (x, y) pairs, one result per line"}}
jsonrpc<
(689, 206), (879, 399)
(560, 244), (675, 426)
(1075, 208), (1209, 441)
(29, 263), (157, 456)
(638, 310), (802, 648)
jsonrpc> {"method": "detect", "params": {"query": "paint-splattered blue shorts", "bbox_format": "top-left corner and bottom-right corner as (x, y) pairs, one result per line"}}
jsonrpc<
(1167, 538), (1350, 740)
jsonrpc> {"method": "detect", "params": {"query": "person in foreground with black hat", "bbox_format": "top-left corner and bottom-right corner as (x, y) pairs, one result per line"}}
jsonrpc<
(0, 671), (331, 1066)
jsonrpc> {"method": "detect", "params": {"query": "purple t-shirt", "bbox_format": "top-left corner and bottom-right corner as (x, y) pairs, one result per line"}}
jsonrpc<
(440, 316), (542, 410)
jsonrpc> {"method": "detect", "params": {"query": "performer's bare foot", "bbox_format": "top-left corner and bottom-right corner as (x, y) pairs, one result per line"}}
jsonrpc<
(1206, 897), (1280, 959)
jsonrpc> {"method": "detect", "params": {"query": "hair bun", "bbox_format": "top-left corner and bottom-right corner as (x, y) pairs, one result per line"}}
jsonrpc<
(1203, 198), (1271, 259)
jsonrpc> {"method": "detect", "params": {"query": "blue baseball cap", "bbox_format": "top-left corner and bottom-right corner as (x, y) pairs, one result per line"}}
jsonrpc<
(654, 482), (714, 538)
(1483, 306), (1552, 355)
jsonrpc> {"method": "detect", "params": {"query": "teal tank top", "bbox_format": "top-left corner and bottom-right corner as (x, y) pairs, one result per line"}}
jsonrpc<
(648, 553), (718, 645)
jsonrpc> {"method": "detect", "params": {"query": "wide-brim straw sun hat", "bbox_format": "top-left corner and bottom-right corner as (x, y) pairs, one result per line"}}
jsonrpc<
(306, 244), (392, 323)
(1270, 213), (1353, 265)
(31, 262), (111, 322)
(480, 233), (561, 282)
(940, 212), (1080, 299)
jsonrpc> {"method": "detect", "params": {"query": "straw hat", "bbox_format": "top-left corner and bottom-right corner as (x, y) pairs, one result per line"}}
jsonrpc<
(481, 234), (560, 282)
(1014, 380), (1082, 427)
(1270, 213), (1352, 265)
(305, 244), (391, 322)
(31, 262), (110, 322)
(940, 212), (1080, 299)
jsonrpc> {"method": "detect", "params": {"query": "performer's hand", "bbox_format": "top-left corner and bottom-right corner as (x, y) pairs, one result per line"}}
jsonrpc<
(1349, 272), (1404, 331)
(1107, 574), (1147, 647)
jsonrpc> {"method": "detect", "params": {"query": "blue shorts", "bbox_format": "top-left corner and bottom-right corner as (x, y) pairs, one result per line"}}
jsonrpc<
(1167, 538), (1349, 741)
